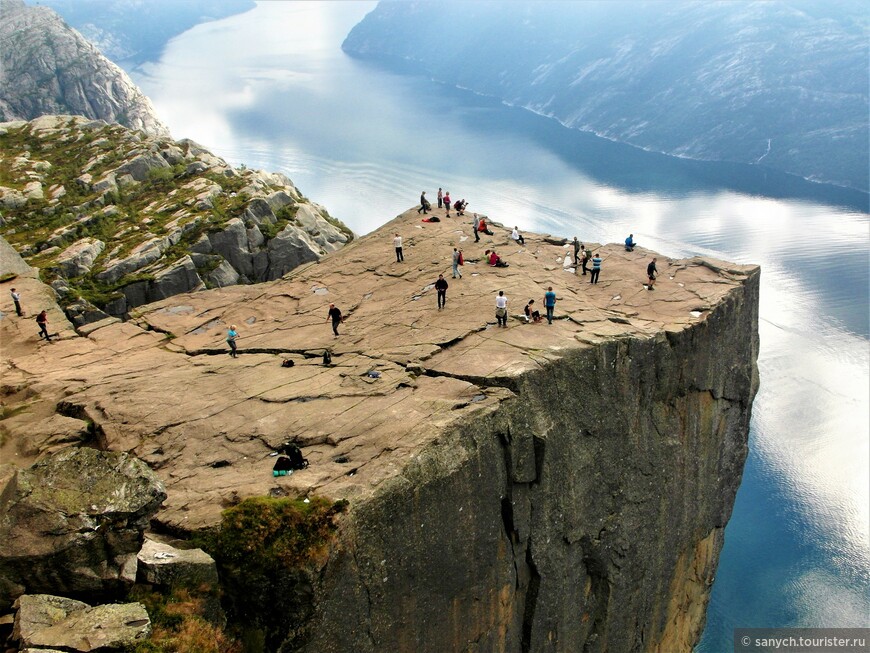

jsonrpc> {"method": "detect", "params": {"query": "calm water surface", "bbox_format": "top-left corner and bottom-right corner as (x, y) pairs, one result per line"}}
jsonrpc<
(130, 2), (870, 649)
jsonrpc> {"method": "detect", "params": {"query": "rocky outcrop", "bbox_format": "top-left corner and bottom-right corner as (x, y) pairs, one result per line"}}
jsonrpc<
(12, 594), (151, 652)
(0, 208), (758, 651)
(0, 116), (352, 319)
(137, 538), (218, 589)
(0, 0), (169, 138)
(0, 448), (166, 610)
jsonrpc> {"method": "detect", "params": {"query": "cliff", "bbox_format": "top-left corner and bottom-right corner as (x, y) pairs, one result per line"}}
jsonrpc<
(0, 0), (169, 138)
(0, 208), (759, 651)
(343, 0), (869, 192)
(0, 115), (352, 321)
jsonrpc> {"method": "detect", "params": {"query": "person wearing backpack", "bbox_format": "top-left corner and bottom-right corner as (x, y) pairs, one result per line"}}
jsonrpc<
(435, 274), (449, 309)
(452, 247), (463, 278)
(590, 253), (602, 284)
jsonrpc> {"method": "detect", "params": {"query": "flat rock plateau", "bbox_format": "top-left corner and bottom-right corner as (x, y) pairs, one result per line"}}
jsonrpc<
(1, 207), (760, 652)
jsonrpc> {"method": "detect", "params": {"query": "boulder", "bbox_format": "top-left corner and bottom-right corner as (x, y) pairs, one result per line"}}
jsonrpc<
(114, 152), (170, 182)
(15, 596), (150, 652)
(208, 218), (254, 278)
(0, 448), (166, 610)
(265, 190), (297, 213)
(96, 237), (164, 284)
(137, 538), (218, 588)
(243, 198), (276, 226)
(55, 237), (105, 278)
(265, 226), (320, 280)
(0, 188), (26, 209)
(91, 173), (117, 195)
(294, 204), (349, 253)
(65, 298), (112, 328)
(206, 259), (240, 288)
(148, 256), (203, 301)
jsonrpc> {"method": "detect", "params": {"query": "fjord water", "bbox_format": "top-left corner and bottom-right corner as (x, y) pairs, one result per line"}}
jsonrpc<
(129, 2), (870, 648)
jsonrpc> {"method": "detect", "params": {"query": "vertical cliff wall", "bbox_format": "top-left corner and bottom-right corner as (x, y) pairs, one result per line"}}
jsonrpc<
(303, 269), (759, 653)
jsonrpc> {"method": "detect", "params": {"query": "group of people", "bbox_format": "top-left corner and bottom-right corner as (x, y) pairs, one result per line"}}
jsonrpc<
(572, 237), (602, 283)
(419, 189), (469, 218)
(8, 288), (56, 342)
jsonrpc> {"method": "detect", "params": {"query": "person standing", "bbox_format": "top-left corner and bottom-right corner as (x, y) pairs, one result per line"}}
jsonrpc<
(544, 286), (557, 324)
(452, 247), (463, 279)
(573, 237), (581, 265)
(473, 214), (481, 242)
(579, 245), (588, 275)
(511, 226), (525, 245)
(495, 290), (508, 327)
(226, 324), (239, 358)
(435, 274), (449, 309)
(646, 257), (658, 290)
(327, 303), (343, 336)
(394, 233), (404, 262)
(36, 310), (52, 341)
(10, 288), (22, 316)
(437, 188), (443, 209)
(590, 253), (602, 284)
(443, 191), (451, 217)
(418, 191), (429, 214)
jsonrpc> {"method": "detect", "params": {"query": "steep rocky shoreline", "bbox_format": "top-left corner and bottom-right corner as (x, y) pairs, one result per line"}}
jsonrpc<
(0, 207), (758, 651)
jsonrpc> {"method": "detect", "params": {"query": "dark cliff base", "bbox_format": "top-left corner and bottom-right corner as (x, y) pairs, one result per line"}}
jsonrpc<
(293, 269), (759, 653)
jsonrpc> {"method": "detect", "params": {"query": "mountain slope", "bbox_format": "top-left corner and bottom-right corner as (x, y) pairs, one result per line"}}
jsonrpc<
(0, 0), (169, 137)
(343, 0), (869, 191)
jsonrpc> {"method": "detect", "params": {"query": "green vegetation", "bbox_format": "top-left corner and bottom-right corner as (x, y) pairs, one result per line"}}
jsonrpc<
(193, 496), (348, 652)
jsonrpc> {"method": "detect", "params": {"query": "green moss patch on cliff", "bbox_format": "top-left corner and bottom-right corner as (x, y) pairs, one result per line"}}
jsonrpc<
(194, 496), (348, 652)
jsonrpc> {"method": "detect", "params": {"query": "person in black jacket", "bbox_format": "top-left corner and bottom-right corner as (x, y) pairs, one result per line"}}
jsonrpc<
(435, 274), (449, 309)
(646, 257), (658, 290)
(327, 303), (343, 336)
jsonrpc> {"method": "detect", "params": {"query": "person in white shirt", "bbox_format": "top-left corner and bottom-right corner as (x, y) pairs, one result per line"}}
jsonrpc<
(495, 290), (508, 327)
(394, 234), (404, 262)
(511, 226), (525, 245)
(10, 288), (22, 316)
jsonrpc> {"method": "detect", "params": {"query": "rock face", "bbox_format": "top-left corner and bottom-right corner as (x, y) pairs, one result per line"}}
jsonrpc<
(0, 116), (352, 319)
(0, 0), (170, 138)
(0, 208), (758, 651)
(0, 448), (167, 610)
(343, 1), (869, 191)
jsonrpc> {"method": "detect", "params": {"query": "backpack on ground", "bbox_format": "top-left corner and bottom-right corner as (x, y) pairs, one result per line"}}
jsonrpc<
(458, 252), (464, 265)
(323, 350), (332, 366)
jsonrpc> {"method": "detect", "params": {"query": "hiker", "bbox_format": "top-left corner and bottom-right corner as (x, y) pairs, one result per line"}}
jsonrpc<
(226, 324), (239, 358)
(327, 303), (343, 336)
(625, 234), (636, 251)
(582, 247), (591, 275)
(485, 250), (508, 268)
(444, 191), (451, 216)
(511, 226), (525, 245)
(473, 214), (481, 242)
(544, 286), (557, 324)
(454, 199), (467, 216)
(647, 257), (658, 290)
(36, 310), (52, 341)
(10, 288), (22, 316)
(478, 218), (494, 236)
(394, 233), (404, 262)
(417, 191), (429, 214)
(573, 237), (581, 265)
(452, 247), (463, 279)
(437, 187), (443, 209)
(495, 291), (508, 327)
(524, 299), (541, 323)
(435, 274), (449, 309)
(590, 252), (602, 284)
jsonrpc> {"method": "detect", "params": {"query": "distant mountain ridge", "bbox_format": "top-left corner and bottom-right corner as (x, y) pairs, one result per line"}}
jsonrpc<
(0, 0), (169, 137)
(343, 0), (869, 192)
(38, 0), (256, 65)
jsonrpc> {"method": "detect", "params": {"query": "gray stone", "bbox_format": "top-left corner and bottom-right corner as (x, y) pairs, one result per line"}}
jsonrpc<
(19, 600), (151, 652)
(148, 256), (203, 301)
(137, 538), (218, 588)
(55, 237), (105, 278)
(23, 181), (43, 200)
(265, 226), (320, 280)
(208, 218), (253, 278)
(265, 190), (297, 213)
(247, 224), (265, 250)
(13, 594), (90, 644)
(91, 173), (117, 194)
(206, 259), (240, 288)
(74, 174), (92, 191)
(190, 234), (212, 255)
(243, 198), (276, 225)
(115, 152), (170, 182)
(96, 237), (164, 284)
(0, 188), (26, 209)
(63, 297), (110, 329)
(0, 448), (166, 610)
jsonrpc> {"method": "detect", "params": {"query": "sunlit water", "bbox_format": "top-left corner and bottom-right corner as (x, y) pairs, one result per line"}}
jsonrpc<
(129, 2), (870, 648)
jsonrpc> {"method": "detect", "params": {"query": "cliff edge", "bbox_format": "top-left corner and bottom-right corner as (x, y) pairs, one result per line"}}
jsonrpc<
(0, 208), (759, 651)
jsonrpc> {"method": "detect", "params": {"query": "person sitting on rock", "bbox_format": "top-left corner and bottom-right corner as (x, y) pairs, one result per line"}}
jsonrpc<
(511, 226), (525, 245)
(625, 233), (636, 251)
(478, 218), (494, 236)
(485, 250), (509, 268)
(524, 299), (541, 323)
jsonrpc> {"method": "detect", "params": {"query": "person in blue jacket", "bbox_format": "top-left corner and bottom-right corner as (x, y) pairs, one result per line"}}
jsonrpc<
(625, 234), (636, 251)
(544, 286), (557, 324)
